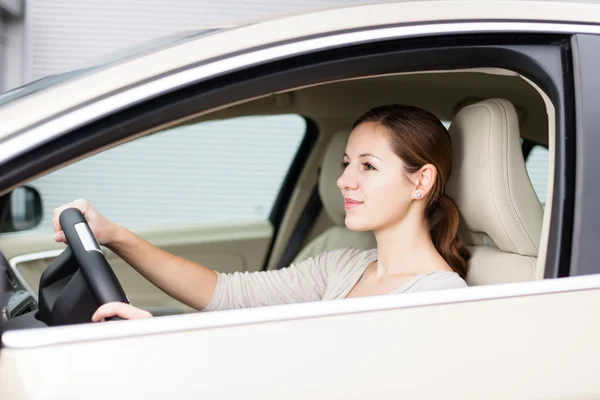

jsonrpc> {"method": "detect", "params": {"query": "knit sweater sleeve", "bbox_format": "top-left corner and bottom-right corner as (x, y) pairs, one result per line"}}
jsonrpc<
(201, 248), (355, 311)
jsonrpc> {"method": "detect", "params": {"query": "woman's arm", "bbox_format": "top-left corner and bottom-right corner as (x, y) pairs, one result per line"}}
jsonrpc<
(203, 252), (331, 311)
(91, 248), (333, 319)
(53, 199), (217, 310)
(107, 226), (218, 310)
(52, 199), (338, 318)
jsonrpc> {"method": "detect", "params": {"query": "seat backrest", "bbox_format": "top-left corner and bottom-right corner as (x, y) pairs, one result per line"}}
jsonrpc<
(447, 98), (545, 285)
(293, 130), (376, 263)
(296, 99), (544, 286)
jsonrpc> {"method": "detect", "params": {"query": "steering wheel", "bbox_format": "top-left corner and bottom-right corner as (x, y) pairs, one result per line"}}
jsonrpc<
(58, 208), (128, 316)
(3, 208), (129, 329)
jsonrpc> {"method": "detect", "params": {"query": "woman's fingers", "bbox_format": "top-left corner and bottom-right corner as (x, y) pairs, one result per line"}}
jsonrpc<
(54, 231), (66, 243)
(52, 199), (88, 234)
(91, 302), (153, 322)
(51, 199), (116, 245)
(51, 205), (69, 234)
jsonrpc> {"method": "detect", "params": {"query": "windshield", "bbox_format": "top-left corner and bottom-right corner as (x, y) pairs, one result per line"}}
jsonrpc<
(0, 28), (223, 108)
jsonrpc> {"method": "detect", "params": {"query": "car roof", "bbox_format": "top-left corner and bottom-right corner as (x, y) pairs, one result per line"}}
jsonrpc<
(0, 0), (598, 139)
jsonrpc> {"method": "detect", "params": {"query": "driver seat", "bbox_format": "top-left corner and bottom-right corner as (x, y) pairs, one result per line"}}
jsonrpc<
(447, 98), (545, 284)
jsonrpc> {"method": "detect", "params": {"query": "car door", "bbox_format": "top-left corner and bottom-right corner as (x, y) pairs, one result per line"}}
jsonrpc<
(2, 3), (600, 398)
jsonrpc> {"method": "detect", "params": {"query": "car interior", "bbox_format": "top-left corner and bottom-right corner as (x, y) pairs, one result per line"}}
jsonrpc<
(293, 97), (545, 286)
(223, 69), (552, 281)
(0, 67), (553, 327)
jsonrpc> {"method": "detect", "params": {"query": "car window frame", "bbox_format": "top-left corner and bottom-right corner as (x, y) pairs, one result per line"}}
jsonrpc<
(567, 34), (600, 276)
(0, 31), (574, 275)
(3, 21), (598, 166)
(0, 28), (225, 109)
(0, 22), (581, 345)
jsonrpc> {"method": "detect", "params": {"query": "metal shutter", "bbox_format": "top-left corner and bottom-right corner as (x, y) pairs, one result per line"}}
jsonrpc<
(0, 17), (4, 92)
(29, 115), (307, 231)
(27, 0), (375, 80)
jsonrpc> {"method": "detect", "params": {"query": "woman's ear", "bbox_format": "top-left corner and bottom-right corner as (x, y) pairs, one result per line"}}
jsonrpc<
(414, 164), (437, 198)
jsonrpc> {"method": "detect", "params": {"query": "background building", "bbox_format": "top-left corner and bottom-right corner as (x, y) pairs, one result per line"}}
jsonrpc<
(0, 0), (24, 92)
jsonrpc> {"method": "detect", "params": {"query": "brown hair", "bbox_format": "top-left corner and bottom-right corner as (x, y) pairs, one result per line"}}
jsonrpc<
(353, 104), (470, 278)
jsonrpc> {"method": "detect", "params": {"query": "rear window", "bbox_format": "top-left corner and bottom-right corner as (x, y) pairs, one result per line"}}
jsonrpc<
(525, 145), (549, 205)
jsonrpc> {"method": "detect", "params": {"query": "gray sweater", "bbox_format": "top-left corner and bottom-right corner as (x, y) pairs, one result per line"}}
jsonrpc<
(203, 247), (467, 312)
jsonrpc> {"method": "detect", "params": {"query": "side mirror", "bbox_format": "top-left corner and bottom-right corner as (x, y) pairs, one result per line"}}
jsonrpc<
(0, 186), (43, 233)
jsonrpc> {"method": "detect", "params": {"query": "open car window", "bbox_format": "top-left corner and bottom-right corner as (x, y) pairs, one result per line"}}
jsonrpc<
(24, 115), (306, 231)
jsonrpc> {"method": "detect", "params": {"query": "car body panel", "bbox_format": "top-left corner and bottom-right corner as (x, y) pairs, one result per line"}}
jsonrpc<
(2, 275), (600, 399)
(0, 1), (596, 398)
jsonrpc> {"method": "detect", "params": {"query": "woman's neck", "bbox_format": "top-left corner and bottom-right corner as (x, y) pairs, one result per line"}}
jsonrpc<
(372, 209), (449, 279)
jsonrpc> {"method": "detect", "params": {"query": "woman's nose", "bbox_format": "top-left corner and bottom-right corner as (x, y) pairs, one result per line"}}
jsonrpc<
(337, 167), (359, 190)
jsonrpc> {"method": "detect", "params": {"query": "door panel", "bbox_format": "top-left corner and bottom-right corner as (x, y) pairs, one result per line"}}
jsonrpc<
(1, 220), (273, 313)
(1, 281), (599, 398)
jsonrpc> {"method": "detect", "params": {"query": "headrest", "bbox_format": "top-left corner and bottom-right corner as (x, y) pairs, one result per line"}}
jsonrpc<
(447, 99), (543, 257)
(319, 130), (350, 225)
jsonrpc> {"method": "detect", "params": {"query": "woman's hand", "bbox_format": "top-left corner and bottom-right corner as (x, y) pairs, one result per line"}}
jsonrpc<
(92, 302), (153, 321)
(52, 199), (121, 246)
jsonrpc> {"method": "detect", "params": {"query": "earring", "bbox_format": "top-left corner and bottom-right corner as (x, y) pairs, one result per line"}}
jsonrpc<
(416, 192), (421, 198)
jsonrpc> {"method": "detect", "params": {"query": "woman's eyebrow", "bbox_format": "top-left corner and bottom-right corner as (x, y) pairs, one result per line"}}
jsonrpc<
(359, 152), (381, 160)
(343, 152), (381, 160)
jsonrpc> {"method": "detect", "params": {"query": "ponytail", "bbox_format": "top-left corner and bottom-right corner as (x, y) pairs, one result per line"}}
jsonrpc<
(351, 104), (470, 277)
(428, 194), (470, 279)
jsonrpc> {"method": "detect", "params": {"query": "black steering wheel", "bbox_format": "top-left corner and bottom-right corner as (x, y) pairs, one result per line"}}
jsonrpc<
(32, 208), (129, 325)
(3, 208), (129, 330)
(58, 208), (128, 307)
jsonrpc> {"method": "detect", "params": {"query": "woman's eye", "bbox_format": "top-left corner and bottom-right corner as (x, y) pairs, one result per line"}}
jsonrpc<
(340, 161), (349, 169)
(363, 163), (376, 171)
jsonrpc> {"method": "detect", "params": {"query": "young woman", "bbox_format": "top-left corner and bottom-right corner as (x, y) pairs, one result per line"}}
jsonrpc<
(52, 104), (470, 321)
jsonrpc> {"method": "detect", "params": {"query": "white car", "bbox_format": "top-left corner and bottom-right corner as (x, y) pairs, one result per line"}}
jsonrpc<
(1, 1), (600, 398)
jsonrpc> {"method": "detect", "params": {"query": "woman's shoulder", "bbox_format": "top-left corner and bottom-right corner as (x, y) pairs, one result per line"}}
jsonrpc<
(308, 247), (377, 273)
(399, 270), (468, 293)
(317, 247), (377, 264)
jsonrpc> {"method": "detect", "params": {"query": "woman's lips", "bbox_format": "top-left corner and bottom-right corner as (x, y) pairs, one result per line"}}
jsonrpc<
(344, 198), (364, 209)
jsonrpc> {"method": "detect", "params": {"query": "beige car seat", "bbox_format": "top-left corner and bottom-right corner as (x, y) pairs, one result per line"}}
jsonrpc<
(295, 98), (544, 286)
(447, 98), (544, 285)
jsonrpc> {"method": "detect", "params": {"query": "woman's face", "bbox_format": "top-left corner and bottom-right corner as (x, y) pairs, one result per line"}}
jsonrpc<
(337, 121), (418, 232)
